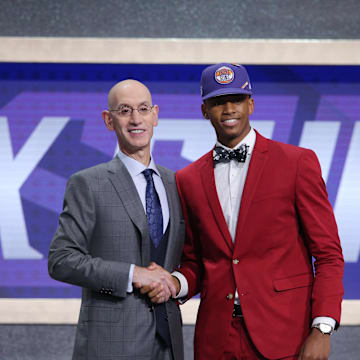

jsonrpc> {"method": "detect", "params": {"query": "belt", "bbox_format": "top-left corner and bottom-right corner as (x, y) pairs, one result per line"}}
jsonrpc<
(232, 304), (244, 318)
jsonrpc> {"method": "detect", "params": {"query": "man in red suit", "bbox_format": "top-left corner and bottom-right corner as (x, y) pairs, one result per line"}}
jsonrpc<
(172, 63), (344, 360)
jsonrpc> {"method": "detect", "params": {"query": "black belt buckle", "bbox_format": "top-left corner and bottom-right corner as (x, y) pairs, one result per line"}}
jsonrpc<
(232, 304), (243, 318)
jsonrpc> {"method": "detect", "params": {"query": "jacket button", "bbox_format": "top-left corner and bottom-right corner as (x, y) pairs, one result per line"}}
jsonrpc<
(233, 259), (239, 264)
(226, 293), (233, 300)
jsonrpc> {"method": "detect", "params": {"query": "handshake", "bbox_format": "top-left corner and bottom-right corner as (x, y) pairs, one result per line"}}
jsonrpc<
(133, 262), (181, 304)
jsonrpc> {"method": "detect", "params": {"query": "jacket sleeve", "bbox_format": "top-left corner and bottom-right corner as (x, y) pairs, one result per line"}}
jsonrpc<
(295, 149), (344, 326)
(175, 172), (204, 300)
(48, 172), (131, 298)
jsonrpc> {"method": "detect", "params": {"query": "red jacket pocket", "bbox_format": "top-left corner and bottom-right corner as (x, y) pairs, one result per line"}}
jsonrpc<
(273, 272), (314, 292)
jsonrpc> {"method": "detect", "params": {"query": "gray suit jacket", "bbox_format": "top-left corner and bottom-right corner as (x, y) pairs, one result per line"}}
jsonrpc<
(48, 157), (185, 360)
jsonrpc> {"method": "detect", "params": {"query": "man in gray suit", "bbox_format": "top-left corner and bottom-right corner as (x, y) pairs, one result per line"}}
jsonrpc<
(48, 80), (185, 360)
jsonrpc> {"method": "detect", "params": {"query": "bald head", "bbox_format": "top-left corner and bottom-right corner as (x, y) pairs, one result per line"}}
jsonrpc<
(102, 79), (159, 165)
(108, 80), (152, 110)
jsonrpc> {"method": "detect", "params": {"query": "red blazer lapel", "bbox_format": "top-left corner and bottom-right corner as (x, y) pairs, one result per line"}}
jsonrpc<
(199, 151), (233, 252)
(234, 131), (269, 250)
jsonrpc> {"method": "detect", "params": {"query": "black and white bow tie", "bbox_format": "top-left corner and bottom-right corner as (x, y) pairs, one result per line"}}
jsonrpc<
(213, 144), (249, 165)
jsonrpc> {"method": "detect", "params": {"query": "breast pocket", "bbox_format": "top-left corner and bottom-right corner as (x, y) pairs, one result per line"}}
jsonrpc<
(252, 191), (289, 204)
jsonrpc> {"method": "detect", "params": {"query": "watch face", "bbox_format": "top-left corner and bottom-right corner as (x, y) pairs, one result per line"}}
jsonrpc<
(319, 323), (332, 333)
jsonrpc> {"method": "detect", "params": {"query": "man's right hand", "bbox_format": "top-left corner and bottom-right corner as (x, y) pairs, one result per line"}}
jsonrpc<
(132, 262), (177, 302)
(140, 274), (181, 304)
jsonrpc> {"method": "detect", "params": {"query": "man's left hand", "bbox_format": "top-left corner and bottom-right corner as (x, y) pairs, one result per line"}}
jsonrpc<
(298, 328), (331, 360)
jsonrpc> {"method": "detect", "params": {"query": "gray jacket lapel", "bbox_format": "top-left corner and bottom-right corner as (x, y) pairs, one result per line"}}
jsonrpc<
(106, 157), (151, 266)
(158, 167), (178, 272)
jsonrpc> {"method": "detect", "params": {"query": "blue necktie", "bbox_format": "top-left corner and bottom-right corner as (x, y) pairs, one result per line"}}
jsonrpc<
(143, 169), (170, 345)
(143, 169), (163, 248)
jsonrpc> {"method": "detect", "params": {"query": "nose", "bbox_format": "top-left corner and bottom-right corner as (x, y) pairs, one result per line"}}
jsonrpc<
(223, 101), (236, 114)
(129, 109), (142, 124)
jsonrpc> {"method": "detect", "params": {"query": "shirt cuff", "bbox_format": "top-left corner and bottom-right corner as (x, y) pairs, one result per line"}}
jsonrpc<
(172, 271), (189, 299)
(127, 264), (135, 293)
(312, 316), (336, 329)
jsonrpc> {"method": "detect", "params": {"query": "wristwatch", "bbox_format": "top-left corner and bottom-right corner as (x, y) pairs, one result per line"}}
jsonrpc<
(312, 323), (334, 335)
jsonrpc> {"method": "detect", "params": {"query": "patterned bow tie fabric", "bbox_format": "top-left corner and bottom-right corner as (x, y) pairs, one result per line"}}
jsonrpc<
(213, 144), (249, 165)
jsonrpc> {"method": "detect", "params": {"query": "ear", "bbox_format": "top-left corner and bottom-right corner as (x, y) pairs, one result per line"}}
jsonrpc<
(152, 104), (159, 127)
(248, 97), (254, 115)
(201, 103), (208, 119)
(102, 110), (114, 131)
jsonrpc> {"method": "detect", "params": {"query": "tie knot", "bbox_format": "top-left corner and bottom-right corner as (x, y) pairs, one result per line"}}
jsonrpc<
(142, 168), (155, 182)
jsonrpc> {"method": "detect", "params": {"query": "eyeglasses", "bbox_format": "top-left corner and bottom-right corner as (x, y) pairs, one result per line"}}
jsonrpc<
(109, 104), (154, 117)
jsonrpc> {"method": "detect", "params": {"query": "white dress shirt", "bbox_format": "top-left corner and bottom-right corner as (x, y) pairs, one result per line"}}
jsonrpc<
(117, 151), (169, 292)
(214, 128), (256, 241)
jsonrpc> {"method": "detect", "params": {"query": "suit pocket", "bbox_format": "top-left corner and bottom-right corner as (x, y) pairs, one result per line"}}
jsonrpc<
(81, 306), (121, 323)
(273, 272), (313, 292)
(252, 191), (288, 204)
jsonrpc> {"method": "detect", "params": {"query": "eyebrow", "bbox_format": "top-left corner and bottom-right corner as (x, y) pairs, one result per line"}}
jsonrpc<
(115, 101), (151, 108)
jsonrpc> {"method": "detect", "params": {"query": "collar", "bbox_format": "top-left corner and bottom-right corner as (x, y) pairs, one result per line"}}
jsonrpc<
(117, 150), (161, 178)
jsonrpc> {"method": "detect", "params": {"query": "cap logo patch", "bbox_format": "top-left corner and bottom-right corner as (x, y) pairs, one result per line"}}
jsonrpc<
(214, 66), (234, 84)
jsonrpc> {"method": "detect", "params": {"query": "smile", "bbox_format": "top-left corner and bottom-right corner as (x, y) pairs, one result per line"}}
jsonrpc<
(129, 129), (145, 133)
(222, 119), (238, 124)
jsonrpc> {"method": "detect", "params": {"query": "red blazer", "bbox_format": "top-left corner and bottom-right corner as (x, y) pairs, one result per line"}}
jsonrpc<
(176, 131), (344, 360)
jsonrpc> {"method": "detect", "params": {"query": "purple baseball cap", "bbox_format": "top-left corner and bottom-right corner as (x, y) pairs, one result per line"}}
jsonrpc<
(200, 63), (252, 100)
